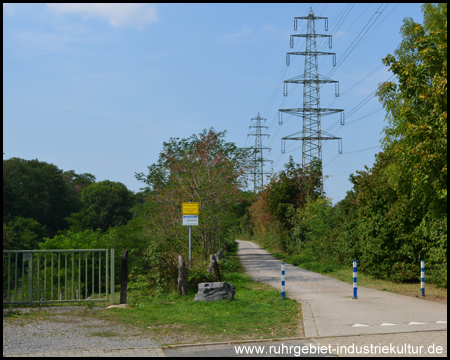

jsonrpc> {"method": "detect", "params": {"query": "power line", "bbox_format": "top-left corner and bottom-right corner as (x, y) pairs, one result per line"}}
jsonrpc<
(326, 3), (389, 79)
(340, 64), (384, 97)
(342, 145), (380, 154)
(319, 3), (370, 69)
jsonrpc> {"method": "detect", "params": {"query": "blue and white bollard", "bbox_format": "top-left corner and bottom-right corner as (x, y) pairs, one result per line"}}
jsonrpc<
(281, 262), (285, 299)
(420, 260), (425, 296)
(352, 260), (358, 299)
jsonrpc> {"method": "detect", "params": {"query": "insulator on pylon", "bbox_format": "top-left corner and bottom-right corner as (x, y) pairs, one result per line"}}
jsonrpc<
(283, 82), (288, 97)
(338, 139), (343, 154)
(286, 54), (290, 66)
(329, 36), (332, 49)
(332, 54), (336, 66)
(290, 36), (294, 48)
(281, 139), (286, 154)
(294, 19), (297, 31)
(335, 82), (339, 97)
(325, 19), (328, 31)
(341, 111), (345, 126)
(278, 112), (283, 125)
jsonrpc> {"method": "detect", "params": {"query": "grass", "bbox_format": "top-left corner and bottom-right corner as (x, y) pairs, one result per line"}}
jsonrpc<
(3, 241), (303, 345)
(93, 241), (303, 344)
(251, 239), (447, 305)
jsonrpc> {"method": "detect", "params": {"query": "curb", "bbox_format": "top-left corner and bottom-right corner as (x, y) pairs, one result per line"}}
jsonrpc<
(161, 328), (447, 349)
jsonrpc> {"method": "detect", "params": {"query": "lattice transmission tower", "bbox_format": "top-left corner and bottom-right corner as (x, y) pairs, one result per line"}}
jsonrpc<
(247, 113), (273, 192)
(278, 8), (344, 193)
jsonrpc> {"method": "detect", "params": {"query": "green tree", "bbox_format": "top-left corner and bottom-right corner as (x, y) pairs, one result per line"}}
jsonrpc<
(135, 128), (253, 258)
(263, 156), (323, 231)
(62, 170), (96, 197)
(377, 3), (447, 216)
(3, 158), (79, 238)
(73, 180), (134, 232)
(374, 3), (447, 285)
(3, 216), (46, 250)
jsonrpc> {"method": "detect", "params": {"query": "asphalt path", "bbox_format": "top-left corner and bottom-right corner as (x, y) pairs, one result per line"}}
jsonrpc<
(236, 240), (447, 338)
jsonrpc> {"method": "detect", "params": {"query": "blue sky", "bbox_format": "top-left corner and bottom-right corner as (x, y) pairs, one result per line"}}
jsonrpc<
(3, 3), (424, 203)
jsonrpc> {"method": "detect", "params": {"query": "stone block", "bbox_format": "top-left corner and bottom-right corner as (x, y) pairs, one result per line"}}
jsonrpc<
(194, 282), (235, 302)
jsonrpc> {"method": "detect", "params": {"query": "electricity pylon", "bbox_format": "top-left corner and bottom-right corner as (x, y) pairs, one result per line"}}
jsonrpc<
(278, 8), (344, 193)
(247, 113), (273, 192)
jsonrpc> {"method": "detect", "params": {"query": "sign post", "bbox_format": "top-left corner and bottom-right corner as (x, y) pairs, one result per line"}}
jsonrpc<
(189, 226), (192, 269)
(182, 202), (199, 269)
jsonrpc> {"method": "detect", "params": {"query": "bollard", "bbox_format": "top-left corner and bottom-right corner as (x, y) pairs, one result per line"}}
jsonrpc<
(281, 262), (285, 299)
(352, 260), (358, 299)
(420, 260), (425, 297)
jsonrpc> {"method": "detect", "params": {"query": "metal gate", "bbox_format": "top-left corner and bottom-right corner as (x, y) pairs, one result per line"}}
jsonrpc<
(3, 249), (115, 306)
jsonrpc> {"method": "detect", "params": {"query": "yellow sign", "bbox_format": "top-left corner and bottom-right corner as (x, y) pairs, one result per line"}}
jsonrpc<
(182, 202), (199, 215)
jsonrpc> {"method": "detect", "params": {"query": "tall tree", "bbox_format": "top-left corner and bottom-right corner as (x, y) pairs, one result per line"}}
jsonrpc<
(377, 3), (447, 216)
(3, 157), (79, 237)
(135, 128), (252, 258)
(76, 180), (134, 231)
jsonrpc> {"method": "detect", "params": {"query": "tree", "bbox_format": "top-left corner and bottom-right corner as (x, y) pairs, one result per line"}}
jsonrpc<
(374, 3), (447, 285)
(377, 3), (447, 217)
(3, 216), (46, 250)
(262, 156), (323, 230)
(3, 157), (79, 237)
(62, 170), (96, 197)
(74, 180), (134, 231)
(135, 128), (253, 258)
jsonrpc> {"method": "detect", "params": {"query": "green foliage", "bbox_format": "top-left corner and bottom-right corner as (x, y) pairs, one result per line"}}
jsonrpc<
(62, 170), (96, 198)
(3, 157), (81, 238)
(76, 180), (134, 232)
(3, 216), (46, 250)
(135, 128), (253, 262)
(377, 3), (447, 214)
(248, 157), (324, 253)
(263, 156), (322, 230)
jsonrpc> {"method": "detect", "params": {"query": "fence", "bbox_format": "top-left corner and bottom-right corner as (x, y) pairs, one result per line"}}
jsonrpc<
(3, 249), (115, 306)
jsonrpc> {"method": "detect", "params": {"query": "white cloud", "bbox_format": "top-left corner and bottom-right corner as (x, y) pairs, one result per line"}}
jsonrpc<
(3, 3), (15, 15)
(46, 3), (158, 28)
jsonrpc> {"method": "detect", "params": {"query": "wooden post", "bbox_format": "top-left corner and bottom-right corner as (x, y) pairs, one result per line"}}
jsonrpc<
(207, 255), (215, 274)
(120, 250), (128, 304)
(178, 255), (187, 295)
(213, 256), (221, 282)
(207, 254), (221, 282)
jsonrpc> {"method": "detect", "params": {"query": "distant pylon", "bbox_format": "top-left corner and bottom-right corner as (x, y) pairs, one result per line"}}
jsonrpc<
(247, 113), (273, 192)
(279, 8), (344, 193)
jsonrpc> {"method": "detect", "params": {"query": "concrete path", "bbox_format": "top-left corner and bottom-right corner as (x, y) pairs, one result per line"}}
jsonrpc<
(5, 331), (447, 357)
(164, 331), (447, 357)
(236, 240), (447, 338)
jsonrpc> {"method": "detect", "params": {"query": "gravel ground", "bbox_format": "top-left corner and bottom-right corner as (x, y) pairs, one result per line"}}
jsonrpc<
(3, 306), (161, 355)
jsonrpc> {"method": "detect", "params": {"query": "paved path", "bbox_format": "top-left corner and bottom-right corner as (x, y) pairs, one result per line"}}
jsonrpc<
(164, 331), (447, 357)
(236, 240), (447, 338)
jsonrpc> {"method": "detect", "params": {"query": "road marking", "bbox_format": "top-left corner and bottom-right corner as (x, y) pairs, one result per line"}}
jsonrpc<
(352, 324), (370, 327)
(408, 321), (427, 325)
(436, 321), (447, 324)
(380, 323), (399, 326)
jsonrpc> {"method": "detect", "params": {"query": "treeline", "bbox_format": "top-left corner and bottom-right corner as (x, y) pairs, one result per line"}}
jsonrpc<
(3, 128), (254, 294)
(239, 4), (447, 288)
(3, 157), (140, 250)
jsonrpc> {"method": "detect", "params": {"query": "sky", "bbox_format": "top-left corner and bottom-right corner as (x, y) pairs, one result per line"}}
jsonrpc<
(3, 3), (425, 204)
